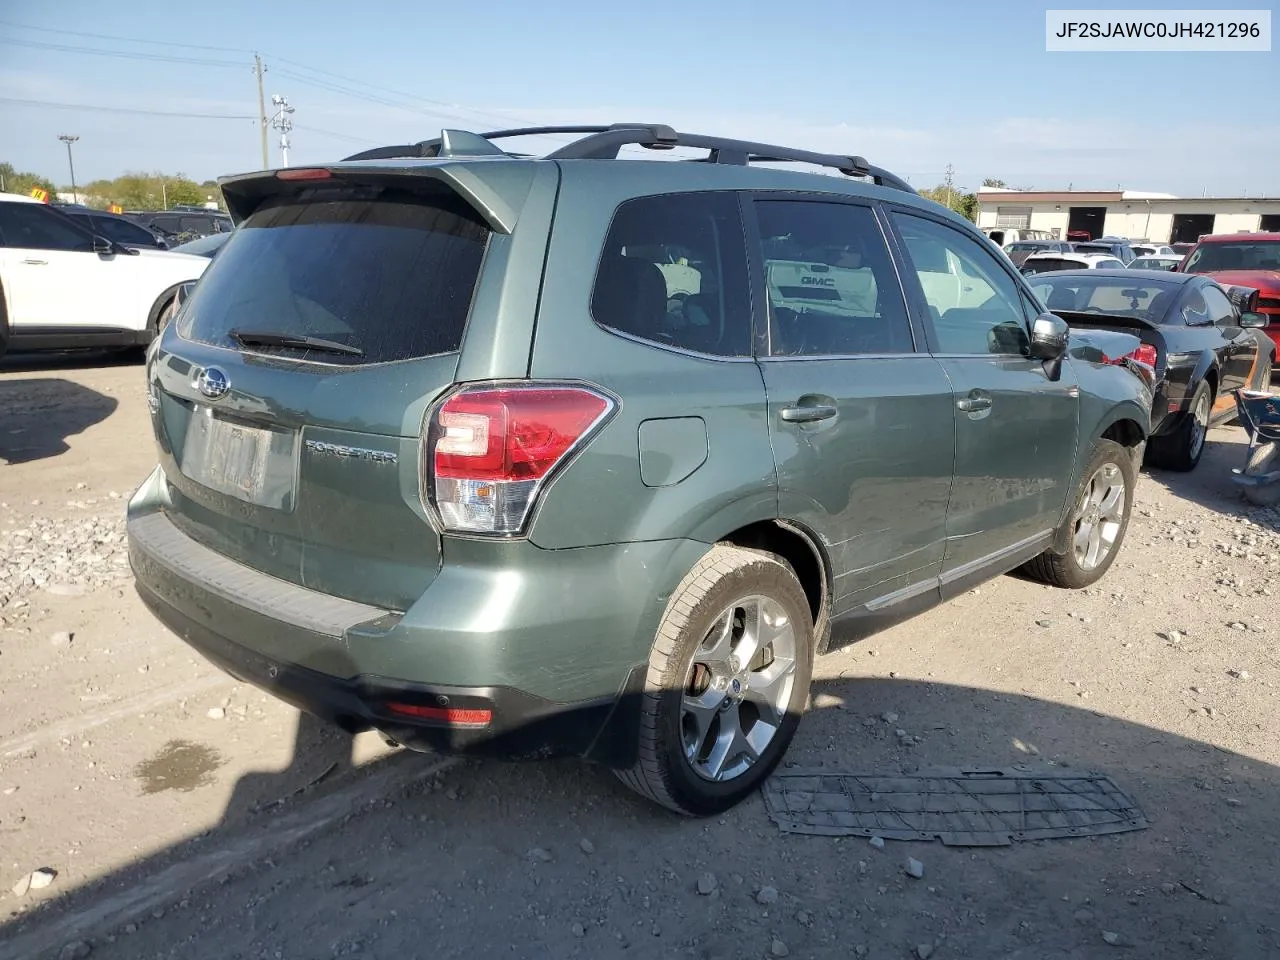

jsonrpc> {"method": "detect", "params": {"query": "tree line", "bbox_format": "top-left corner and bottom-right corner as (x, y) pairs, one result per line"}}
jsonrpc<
(1, 161), (224, 211)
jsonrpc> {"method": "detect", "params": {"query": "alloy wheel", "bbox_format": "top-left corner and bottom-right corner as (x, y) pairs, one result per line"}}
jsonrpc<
(680, 595), (797, 782)
(1072, 462), (1127, 571)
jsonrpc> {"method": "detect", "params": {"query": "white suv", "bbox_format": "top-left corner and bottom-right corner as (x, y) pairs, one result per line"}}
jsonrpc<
(0, 193), (209, 359)
(1019, 250), (1127, 276)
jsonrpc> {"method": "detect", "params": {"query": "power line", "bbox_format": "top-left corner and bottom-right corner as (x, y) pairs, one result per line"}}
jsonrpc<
(0, 18), (250, 54)
(266, 56), (540, 131)
(292, 124), (372, 146)
(0, 25), (633, 156)
(0, 96), (255, 121)
(0, 37), (243, 67)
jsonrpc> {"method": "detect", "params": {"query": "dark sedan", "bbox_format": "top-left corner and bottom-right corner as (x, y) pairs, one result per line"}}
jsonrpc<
(1028, 270), (1275, 471)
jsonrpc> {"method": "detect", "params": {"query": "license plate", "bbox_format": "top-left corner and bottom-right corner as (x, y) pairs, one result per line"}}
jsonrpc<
(179, 406), (297, 509)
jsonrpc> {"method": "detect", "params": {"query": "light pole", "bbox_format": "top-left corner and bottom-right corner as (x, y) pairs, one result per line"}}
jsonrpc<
(58, 134), (79, 203)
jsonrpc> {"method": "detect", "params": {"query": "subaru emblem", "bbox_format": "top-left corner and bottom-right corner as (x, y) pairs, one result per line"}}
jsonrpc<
(195, 366), (230, 400)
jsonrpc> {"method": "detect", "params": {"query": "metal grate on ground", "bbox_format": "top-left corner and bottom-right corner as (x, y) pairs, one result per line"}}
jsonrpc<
(762, 767), (1149, 845)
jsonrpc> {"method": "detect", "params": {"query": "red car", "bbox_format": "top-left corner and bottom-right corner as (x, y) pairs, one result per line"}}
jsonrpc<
(1176, 232), (1280, 356)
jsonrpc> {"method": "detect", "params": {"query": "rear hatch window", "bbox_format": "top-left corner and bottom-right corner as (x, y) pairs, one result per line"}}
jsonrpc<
(178, 189), (489, 365)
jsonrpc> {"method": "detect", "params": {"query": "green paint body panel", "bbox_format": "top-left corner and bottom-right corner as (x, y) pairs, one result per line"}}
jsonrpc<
(129, 465), (708, 703)
(638, 417), (709, 487)
(128, 149), (1154, 762)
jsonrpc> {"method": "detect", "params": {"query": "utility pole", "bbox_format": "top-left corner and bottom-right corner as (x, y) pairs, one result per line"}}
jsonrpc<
(270, 94), (295, 167)
(58, 134), (79, 203)
(944, 163), (956, 210)
(254, 54), (269, 168)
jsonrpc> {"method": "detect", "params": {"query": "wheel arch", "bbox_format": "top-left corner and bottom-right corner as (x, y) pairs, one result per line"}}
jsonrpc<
(145, 281), (189, 340)
(716, 518), (832, 653)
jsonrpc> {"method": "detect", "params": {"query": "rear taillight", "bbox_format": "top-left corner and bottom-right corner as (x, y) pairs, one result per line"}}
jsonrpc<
(1126, 344), (1158, 368)
(423, 384), (615, 536)
(1105, 344), (1157, 369)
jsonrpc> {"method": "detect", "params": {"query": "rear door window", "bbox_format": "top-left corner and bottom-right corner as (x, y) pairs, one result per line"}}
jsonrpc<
(590, 192), (751, 357)
(178, 188), (489, 364)
(753, 200), (913, 356)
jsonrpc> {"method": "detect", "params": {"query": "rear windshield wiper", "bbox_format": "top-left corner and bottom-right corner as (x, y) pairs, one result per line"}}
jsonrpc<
(229, 329), (364, 357)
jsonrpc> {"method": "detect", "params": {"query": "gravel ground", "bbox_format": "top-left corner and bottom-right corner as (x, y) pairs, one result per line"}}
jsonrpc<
(2, 354), (1280, 960)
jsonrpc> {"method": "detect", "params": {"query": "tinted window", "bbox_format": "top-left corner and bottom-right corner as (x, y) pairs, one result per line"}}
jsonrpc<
(84, 214), (159, 246)
(754, 201), (911, 357)
(894, 213), (1029, 356)
(179, 189), (488, 365)
(0, 203), (93, 252)
(1099, 259), (1126, 269)
(1181, 289), (1212, 325)
(1021, 258), (1083, 274)
(590, 192), (750, 357)
(1201, 285), (1235, 325)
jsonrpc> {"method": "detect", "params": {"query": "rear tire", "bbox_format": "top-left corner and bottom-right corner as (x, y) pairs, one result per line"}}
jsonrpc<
(614, 545), (814, 816)
(1147, 380), (1211, 472)
(1022, 438), (1135, 590)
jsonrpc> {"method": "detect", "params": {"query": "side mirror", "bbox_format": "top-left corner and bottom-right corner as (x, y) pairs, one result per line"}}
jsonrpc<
(1029, 313), (1069, 361)
(1241, 311), (1269, 329)
(92, 235), (114, 255)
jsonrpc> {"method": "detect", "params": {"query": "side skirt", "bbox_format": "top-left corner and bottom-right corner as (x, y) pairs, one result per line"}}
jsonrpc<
(824, 529), (1054, 652)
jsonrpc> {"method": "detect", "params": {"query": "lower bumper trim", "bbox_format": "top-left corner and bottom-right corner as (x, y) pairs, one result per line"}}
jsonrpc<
(135, 581), (641, 766)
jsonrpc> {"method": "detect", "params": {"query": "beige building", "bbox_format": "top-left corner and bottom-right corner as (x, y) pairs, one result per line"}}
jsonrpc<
(976, 189), (1280, 245)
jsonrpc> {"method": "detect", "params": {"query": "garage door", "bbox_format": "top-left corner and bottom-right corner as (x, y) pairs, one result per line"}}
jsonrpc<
(995, 206), (1032, 229)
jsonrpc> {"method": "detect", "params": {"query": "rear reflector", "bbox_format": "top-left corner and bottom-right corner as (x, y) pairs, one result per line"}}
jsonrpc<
(385, 702), (492, 727)
(424, 384), (615, 536)
(275, 168), (332, 181)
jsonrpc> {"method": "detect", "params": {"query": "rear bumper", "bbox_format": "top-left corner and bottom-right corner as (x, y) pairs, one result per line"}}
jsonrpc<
(134, 579), (642, 763)
(127, 468), (707, 766)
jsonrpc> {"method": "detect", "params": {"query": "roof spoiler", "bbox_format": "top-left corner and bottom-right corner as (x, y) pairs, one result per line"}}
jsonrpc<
(216, 162), (537, 234)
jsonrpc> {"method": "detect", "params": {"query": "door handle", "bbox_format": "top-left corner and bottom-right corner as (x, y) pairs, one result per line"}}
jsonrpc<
(780, 403), (838, 423)
(21, 258), (48, 265)
(956, 396), (992, 412)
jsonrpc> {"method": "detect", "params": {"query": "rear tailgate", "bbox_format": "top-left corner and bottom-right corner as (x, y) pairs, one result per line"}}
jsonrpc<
(144, 162), (543, 610)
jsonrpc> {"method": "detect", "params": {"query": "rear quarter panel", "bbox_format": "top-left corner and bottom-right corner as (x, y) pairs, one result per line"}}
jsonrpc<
(1064, 341), (1153, 512)
(525, 165), (777, 550)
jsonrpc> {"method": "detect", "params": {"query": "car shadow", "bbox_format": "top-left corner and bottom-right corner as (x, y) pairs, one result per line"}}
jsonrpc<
(0, 378), (119, 466)
(3, 673), (1279, 960)
(1141, 427), (1277, 526)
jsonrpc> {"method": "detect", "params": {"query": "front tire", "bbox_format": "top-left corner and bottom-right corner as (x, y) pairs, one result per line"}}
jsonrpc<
(1022, 438), (1135, 589)
(1147, 380), (1211, 471)
(614, 545), (814, 816)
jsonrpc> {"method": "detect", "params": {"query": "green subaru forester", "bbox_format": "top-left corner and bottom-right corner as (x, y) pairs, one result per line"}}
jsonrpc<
(129, 124), (1153, 815)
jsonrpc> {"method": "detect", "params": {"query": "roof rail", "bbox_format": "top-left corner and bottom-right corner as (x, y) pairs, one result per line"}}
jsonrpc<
(342, 124), (915, 194)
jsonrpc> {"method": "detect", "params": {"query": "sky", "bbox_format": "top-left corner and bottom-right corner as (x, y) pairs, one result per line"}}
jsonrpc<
(1, 0), (1277, 197)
